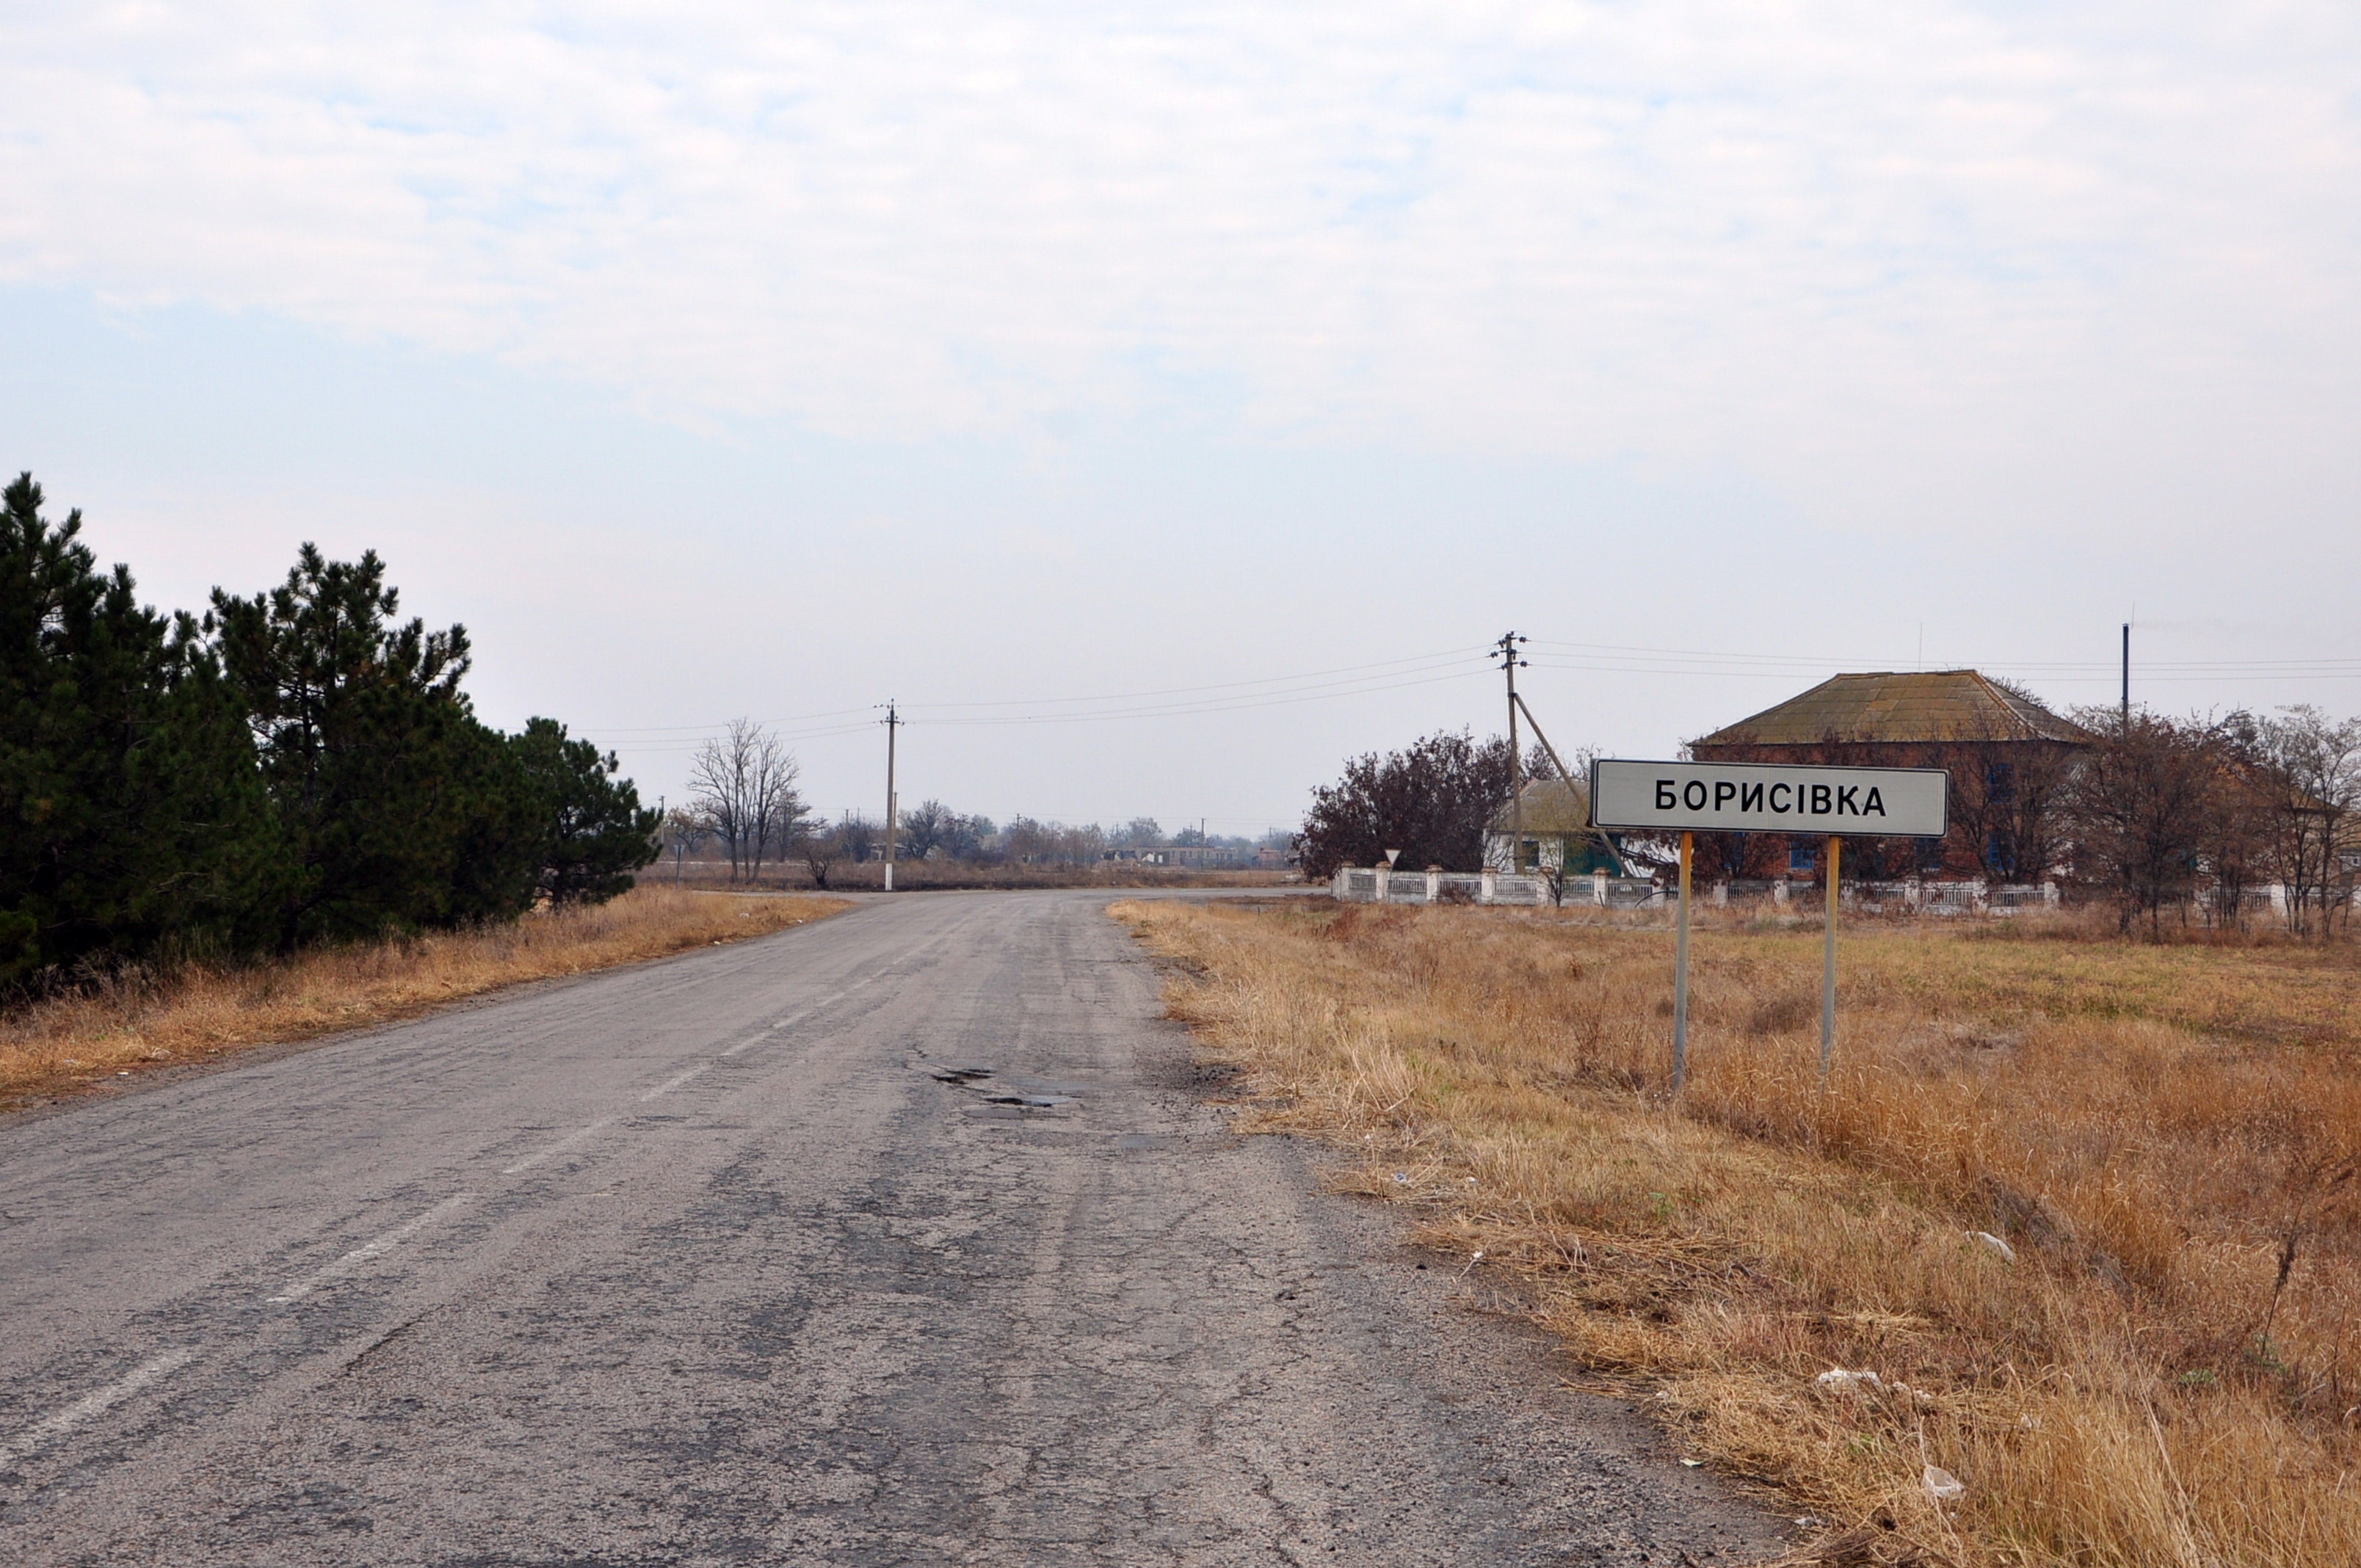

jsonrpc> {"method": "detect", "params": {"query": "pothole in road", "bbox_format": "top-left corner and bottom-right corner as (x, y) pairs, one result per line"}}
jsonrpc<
(923, 1064), (1080, 1113)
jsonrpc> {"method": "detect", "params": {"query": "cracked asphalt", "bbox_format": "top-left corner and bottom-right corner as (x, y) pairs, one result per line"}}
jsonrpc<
(0, 889), (1785, 1565)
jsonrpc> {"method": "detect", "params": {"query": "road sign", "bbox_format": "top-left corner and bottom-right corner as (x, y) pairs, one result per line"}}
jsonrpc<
(1588, 759), (1947, 839)
(1586, 757), (1951, 1093)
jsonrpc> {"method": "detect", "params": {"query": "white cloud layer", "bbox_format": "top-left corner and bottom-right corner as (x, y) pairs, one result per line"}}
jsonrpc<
(7, 2), (2356, 484)
(5, 3), (2359, 824)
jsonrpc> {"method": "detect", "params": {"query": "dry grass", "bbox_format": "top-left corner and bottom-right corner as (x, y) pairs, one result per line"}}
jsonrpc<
(1111, 897), (2361, 1568)
(0, 886), (849, 1107)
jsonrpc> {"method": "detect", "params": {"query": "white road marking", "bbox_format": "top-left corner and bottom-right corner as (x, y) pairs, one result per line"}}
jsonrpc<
(639, 1063), (713, 1100)
(0, 1347), (196, 1470)
(501, 1118), (616, 1175)
(266, 1194), (474, 1305)
(722, 1005), (814, 1058)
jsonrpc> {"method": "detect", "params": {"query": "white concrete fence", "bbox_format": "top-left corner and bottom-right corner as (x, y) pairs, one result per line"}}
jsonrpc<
(1330, 867), (1661, 907)
(1332, 867), (2067, 912)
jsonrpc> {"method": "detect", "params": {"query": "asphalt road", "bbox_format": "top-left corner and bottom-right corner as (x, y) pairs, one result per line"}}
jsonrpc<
(0, 890), (1784, 1566)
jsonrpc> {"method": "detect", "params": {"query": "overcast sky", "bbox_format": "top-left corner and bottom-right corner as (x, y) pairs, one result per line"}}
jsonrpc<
(4, 2), (2357, 833)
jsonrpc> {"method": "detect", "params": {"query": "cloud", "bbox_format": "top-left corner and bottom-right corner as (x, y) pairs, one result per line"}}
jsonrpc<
(2, 1), (2357, 496)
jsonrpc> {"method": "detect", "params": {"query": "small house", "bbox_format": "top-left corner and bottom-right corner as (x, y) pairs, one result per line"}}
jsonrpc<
(1483, 778), (1624, 876)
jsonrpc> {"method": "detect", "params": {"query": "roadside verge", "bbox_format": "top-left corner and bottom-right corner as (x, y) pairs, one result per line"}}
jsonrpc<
(1, 886), (849, 1111)
(1111, 896), (2361, 1568)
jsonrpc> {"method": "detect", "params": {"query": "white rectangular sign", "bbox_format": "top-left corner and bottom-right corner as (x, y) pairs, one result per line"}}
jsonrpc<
(1589, 758), (1948, 838)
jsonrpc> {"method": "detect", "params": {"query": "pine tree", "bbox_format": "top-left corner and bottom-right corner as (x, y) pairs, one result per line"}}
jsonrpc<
(207, 545), (536, 946)
(0, 473), (270, 987)
(512, 718), (661, 905)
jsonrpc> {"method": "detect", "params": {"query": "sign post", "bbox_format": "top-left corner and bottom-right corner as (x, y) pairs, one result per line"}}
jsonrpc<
(1589, 759), (1948, 1089)
(1672, 832), (1693, 1090)
(1821, 835), (1839, 1076)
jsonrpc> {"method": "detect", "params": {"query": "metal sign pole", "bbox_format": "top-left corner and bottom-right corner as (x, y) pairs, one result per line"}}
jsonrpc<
(1586, 761), (1947, 1097)
(1820, 835), (1840, 1078)
(1672, 830), (1693, 1093)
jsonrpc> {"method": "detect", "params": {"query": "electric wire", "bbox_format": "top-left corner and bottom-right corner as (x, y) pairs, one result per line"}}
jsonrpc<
(599, 636), (2360, 755)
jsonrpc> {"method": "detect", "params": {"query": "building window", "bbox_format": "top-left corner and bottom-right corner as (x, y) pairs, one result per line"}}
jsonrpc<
(1986, 832), (2017, 879)
(1984, 762), (2016, 805)
(1915, 836), (1945, 873)
(1788, 840), (1816, 873)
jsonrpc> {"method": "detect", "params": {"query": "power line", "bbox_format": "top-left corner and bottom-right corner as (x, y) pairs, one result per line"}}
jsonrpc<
(910, 644), (1493, 708)
(1526, 637), (2361, 676)
(595, 634), (2361, 756)
(601, 656), (1494, 749)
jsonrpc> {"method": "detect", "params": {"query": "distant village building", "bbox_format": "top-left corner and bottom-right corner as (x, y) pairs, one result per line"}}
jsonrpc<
(1481, 778), (1624, 876)
(1103, 843), (1259, 868)
(1689, 670), (2089, 882)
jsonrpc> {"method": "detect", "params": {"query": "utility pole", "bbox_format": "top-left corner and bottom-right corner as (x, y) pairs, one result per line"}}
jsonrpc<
(882, 701), (902, 892)
(2120, 623), (2130, 724)
(1494, 632), (1528, 871)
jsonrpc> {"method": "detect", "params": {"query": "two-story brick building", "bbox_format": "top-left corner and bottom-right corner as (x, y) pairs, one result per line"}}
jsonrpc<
(1688, 669), (2089, 883)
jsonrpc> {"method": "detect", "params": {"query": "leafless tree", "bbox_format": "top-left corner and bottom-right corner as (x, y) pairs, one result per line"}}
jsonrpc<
(687, 719), (803, 883)
(837, 814), (880, 863)
(2197, 714), (2275, 926)
(901, 800), (954, 860)
(1002, 816), (1107, 868)
(2253, 706), (2361, 937)
(660, 805), (710, 884)
(1111, 816), (1164, 849)
(795, 821), (844, 890)
(942, 812), (990, 862)
(2062, 710), (2219, 936)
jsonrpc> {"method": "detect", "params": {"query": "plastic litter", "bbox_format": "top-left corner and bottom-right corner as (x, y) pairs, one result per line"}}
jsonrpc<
(1923, 1464), (1966, 1503)
(1971, 1230), (2017, 1263)
(1816, 1368), (1883, 1393)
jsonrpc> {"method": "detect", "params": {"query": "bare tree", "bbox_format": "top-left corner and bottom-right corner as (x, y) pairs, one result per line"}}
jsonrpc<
(2062, 711), (2219, 936)
(943, 812), (990, 862)
(1001, 817), (1107, 868)
(901, 800), (953, 861)
(660, 805), (710, 884)
(2198, 714), (2275, 927)
(1059, 822), (1108, 866)
(838, 814), (880, 863)
(796, 821), (844, 890)
(1111, 816), (1164, 849)
(2254, 706), (2361, 937)
(687, 719), (804, 883)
